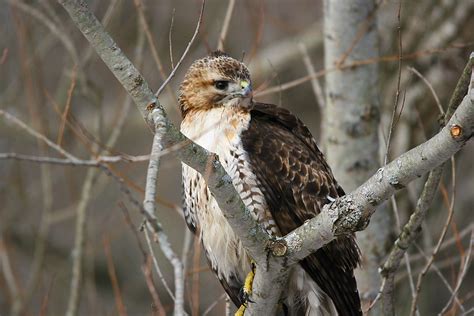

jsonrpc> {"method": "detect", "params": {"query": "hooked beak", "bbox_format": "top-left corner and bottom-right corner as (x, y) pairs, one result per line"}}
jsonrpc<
(217, 80), (253, 105)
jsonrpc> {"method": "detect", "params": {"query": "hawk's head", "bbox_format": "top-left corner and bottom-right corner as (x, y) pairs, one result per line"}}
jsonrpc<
(179, 51), (252, 118)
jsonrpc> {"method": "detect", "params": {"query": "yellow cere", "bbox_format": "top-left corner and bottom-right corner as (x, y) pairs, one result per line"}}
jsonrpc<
(240, 80), (249, 89)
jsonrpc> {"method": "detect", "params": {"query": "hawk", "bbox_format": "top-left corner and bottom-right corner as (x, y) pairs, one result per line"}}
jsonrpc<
(179, 51), (361, 315)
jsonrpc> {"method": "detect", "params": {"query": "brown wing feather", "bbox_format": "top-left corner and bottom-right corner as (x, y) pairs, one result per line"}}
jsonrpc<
(202, 248), (243, 307)
(241, 103), (362, 316)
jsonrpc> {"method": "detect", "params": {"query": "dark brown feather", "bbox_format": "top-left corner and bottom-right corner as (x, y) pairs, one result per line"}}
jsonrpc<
(241, 103), (362, 316)
(203, 248), (243, 307)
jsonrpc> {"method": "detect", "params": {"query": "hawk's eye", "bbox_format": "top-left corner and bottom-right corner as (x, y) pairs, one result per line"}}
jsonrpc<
(214, 80), (229, 90)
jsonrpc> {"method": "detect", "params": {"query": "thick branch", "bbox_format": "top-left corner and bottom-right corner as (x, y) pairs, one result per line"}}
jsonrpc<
(148, 111), (271, 261)
(58, 0), (157, 127)
(378, 53), (474, 313)
(58, 0), (271, 263)
(143, 120), (184, 316)
(285, 74), (473, 261)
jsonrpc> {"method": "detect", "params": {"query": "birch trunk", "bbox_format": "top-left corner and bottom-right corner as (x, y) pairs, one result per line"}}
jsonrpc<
(323, 1), (391, 311)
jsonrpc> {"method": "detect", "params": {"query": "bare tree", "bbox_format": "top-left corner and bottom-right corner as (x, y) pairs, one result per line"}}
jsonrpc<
(322, 2), (392, 312)
(0, 1), (472, 315)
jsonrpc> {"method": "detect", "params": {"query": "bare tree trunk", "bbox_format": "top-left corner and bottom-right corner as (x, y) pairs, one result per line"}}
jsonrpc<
(322, 1), (392, 311)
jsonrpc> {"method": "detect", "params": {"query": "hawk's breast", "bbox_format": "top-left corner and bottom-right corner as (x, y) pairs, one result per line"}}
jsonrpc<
(180, 107), (278, 282)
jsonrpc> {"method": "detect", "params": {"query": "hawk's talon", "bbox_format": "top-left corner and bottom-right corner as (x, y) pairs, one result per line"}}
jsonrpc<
(235, 261), (256, 316)
(239, 287), (255, 304)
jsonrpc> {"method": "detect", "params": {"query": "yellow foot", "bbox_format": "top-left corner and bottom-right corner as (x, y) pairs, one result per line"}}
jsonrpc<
(235, 261), (256, 316)
(235, 304), (247, 316)
(243, 261), (256, 296)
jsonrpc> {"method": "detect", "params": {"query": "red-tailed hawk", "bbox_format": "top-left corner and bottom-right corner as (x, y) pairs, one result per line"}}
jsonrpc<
(179, 51), (361, 315)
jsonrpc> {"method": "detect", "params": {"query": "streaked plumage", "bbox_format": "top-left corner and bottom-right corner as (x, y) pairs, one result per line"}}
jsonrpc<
(179, 51), (361, 315)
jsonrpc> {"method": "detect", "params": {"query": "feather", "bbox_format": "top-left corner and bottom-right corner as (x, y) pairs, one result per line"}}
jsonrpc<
(241, 103), (362, 316)
(179, 52), (362, 315)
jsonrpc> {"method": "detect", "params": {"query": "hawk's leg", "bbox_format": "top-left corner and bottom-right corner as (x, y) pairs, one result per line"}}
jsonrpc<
(235, 261), (256, 316)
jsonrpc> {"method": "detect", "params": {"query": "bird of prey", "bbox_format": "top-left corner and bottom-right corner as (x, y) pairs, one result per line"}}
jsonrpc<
(179, 51), (361, 315)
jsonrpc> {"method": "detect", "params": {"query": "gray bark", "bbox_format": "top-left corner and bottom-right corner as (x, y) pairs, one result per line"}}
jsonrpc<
(322, 0), (392, 309)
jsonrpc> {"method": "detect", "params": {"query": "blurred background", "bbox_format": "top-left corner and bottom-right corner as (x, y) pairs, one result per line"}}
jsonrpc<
(0, 0), (473, 315)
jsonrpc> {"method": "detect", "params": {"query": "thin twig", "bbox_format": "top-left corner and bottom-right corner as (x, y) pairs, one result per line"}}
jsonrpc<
(384, 0), (403, 166)
(298, 43), (325, 109)
(0, 110), (79, 161)
(0, 238), (20, 301)
(8, 9), (56, 314)
(246, 2), (264, 63)
(8, 0), (79, 65)
(409, 223), (474, 263)
(65, 166), (98, 316)
(169, 8), (176, 69)
(396, 252), (464, 286)
(8, 0), (90, 99)
(217, 0), (235, 51)
(380, 92), (416, 304)
(254, 43), (472, 98)
(408, 66), (444, 116)
(413, 243), (464, 312)
(439, 230), (474, 314)
(38, 277), (54, 316)
(202, 293), (226, 316)
(46, 91), (101, 155)
(0, 47), (8, 65)
(118, 206), (182, 316)
(118, 202), (148, 258)
(39, 0), (62, 25)
(0, 153), (149, 166)
(410, 158), (457, 315)
(142, 257), (167, 316)
(57, 65), (77, 146)
(103, 235), (128, 316)
(392, 197), (417, 301)
(133, 0), (165, 78)
(144, 228), (175, 301)
(133, 0), (174, 105)
(155, 0), (205, 97)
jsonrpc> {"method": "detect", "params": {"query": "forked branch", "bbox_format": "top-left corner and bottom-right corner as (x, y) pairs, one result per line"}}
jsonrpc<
(58, 1), (474, 314)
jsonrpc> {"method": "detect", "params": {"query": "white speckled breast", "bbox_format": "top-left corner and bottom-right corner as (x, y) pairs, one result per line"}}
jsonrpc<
(180, 107), (277, 281)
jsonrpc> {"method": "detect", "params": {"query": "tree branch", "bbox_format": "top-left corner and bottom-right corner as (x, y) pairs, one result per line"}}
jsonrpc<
(377, 53), (474, 313)
(217, 0), (235, 51)
(57, 0), (158, 127)
(284, 77), (473, 262)
(59, 0), (272, 259)
(142, 119), (184, 316)
(58, 1), (474, 314)
(0, 152), (149, 166)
